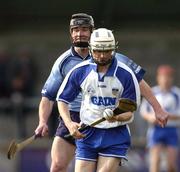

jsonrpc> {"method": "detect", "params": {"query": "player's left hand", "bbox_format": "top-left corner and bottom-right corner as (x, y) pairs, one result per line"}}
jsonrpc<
(155, 108), (169, 127)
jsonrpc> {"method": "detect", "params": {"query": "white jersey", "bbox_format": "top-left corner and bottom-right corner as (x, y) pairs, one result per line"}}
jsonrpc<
(57, 57), (140, 128)
(140, 86), (180, 127)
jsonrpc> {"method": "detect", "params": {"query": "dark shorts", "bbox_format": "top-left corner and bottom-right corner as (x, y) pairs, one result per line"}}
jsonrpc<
(55, 111), (80, 145)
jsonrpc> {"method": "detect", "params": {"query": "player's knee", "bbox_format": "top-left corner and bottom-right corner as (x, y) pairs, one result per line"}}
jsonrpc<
(50, 160), (67, 172)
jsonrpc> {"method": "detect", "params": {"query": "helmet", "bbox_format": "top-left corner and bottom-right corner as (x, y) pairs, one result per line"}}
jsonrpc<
(70, 13), (94, 31)
(90, 28), (116, 66)
(70, 13), (94, 48)
(90, 28), (116, 51)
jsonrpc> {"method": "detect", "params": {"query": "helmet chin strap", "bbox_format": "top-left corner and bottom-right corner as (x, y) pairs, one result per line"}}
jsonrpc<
(73, 41), (89, 48)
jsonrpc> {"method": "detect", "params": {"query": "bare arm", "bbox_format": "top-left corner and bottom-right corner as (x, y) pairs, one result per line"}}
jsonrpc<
(139, 79), (169, 127)
(140, 112), (156, 124)
(35, 97), (54, 136)
(114, 112), (133, 122)
(104, 110), (133, 124)
(57, 101), (71, 125)
(57, 101), (84, 139)
(168, 114), (180, 120)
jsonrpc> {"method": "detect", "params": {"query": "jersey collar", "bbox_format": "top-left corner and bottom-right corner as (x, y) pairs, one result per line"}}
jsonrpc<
(71, 46), (91, 60)
(90, 56), (117, 77)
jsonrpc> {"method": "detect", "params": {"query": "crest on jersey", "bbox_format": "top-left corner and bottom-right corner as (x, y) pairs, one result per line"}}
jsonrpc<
(112, 88), (119, 96)
(87, 86), (95, 95)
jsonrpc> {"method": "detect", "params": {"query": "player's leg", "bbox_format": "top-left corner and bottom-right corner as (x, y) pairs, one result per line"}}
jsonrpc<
(50, 111), (80, 172)
(165, 127), (179, 172)
(96, 126), (129, 172)
(96, 156), (120, 172)
(50, 136), (75, 172)
(74, 127), (99, 172)
(67, 157), (75, 172)
(75, 159), (96, 172)
(149, 144), (162, 172)
(166, 146), (178, 172)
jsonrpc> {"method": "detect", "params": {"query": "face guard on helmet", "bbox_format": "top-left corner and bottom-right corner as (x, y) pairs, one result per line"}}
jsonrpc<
(70, 13), (94, 48)
(89, 28), (116, 66)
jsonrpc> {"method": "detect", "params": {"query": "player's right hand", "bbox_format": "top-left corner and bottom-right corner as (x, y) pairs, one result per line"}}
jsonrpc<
(35, 123), (49, 137)
(66, 121), (85, 139)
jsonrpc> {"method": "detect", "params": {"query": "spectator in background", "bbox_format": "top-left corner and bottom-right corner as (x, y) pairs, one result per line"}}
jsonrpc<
(8, 47), (37, 97)
(140, 64), (180, 172)
(7, 47), (38, 138)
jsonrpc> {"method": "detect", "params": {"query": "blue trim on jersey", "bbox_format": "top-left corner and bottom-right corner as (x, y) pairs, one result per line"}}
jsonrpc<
(116, 67), (136, 101)
(90, 57), (117, 82)
(42, 51), (144, 101)
(101, 57), (117, 77)
(115, 53), (146, 82)
(58, 57), (138, 104)
(43, 48), (143, 113)
(59, 62), (96, 103)
(57, 57), (140, 129)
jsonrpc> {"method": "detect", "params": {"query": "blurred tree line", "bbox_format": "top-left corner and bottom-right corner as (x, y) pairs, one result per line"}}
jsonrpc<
(1, 0), (180, 30)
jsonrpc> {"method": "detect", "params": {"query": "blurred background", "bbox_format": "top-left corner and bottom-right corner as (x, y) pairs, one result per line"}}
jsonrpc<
(0, 0), (180, 172)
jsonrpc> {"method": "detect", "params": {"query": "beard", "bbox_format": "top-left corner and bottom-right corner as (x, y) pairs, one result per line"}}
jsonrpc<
(93, 58), (112, 66)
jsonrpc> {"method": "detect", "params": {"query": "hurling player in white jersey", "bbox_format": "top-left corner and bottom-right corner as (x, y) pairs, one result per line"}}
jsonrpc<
(57, 28), (141, 172)
(35, 13), (169, 172)
(140, 65), (180, 172)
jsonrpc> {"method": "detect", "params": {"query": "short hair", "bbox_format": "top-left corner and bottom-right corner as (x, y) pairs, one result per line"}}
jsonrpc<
(157, 65), (174, 75)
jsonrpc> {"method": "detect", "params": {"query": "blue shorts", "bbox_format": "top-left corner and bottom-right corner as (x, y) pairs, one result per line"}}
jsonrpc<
(55, 111), (80, 145)
(75, 125), (131, 162)
(147, 126), (179, 148)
